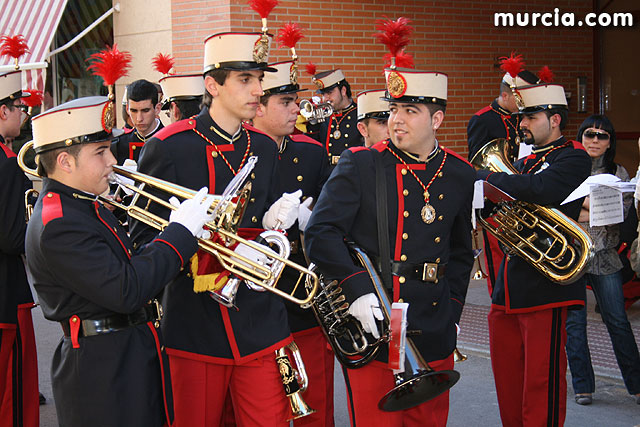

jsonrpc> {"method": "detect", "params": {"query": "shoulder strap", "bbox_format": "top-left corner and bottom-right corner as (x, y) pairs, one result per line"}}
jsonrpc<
(373, 149), (393, 288)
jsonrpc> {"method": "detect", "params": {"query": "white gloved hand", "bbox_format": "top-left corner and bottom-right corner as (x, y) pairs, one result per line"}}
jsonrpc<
(169, 187), (215, 237)
(231, 241), (277, 270)
(297, 196), (313, 232)
(112, 159), (137, 195)
(262, 189), (302, 230)
(348, 293), (384, 339)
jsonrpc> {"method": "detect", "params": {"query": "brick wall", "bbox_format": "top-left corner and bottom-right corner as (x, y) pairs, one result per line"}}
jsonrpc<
(172, 0), (595, 156)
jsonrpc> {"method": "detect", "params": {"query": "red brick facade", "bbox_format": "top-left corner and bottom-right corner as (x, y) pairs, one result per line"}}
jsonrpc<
(171, 0), (595, 156)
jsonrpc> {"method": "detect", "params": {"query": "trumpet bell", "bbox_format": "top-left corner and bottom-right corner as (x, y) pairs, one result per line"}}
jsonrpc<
(378, 369), (460, 412)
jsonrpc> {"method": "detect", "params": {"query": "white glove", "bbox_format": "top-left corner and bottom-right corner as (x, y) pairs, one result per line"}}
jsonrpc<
(262, 189), (302, 230)
(112, 159), (137, 195)
(231, 241), (277, 270)
(348, 293), (384, 339)
(297, 196), (313, 231)
(169, 187), (215, 237)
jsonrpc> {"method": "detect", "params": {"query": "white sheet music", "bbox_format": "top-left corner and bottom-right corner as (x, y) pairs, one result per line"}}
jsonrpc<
(589, 185), (624, 227)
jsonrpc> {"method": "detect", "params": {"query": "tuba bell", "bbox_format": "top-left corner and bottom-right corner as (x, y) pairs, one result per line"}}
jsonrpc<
(307, 243), (460, 411)
(471, 138), (594, 284)
(275, 342), (316, 420)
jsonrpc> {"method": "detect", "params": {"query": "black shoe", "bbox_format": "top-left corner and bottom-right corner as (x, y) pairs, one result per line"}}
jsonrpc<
(575, 393), (592, 405)
(39, 392), (46, 405)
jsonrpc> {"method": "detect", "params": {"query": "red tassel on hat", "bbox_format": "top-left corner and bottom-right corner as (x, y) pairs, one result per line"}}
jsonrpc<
(305, 62), (317, 76)
(86, 44), (132, 87)
(499, 52), (525, 79)
(152, 53), (175, 76)
(537, 66), (554, 83)
(0, 34), (29, 69)
(373, 16), (414, 68)
(248, 0), (278, 18)
(22, 89), (43, 108)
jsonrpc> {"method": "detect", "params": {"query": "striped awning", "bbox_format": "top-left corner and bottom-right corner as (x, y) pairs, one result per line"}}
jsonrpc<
(0, 0), (68, 91)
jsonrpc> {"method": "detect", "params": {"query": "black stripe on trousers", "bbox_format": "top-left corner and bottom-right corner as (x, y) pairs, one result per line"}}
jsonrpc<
(342, 365), (357, 427)
(547, 308), (562, 427)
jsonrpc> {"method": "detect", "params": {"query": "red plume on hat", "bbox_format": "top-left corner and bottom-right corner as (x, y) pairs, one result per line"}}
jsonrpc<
(373, 17), (414, 69)
(499, 52), (525, 80)
(276, 22), (304, 57)
(537, 66), (554, 83)
(152, 52), (175, 76)
(305, 62), (317, 76)
(0, 34), (30, 70)
(87, 44), (132, 87)
(248, 0), (278, 32)
(22, 89), (43, 108)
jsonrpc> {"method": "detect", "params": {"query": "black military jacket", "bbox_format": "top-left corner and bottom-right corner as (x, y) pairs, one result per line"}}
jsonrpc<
(110, 119), (164, 165)
(476, 137), (592, 312)
(467, 100), (521, 160)
(307, 101), (363, 165)
(0, 139), (33, 325)
(276, 134), (330, 333)
(305, 141), (475, 363)
(26, 178), (197, 427)
(131, 110), (293, 363)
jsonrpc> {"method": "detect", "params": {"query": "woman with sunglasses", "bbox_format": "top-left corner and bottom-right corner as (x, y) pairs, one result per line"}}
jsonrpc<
(566, 114), (640, 405)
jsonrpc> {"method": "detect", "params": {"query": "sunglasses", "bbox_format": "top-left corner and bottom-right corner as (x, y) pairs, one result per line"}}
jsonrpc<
(583, 131), (610, 141)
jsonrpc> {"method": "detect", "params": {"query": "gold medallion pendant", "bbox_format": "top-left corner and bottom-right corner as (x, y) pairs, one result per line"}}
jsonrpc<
(421, 203), (436, 224)
(333, 130), (341, 139)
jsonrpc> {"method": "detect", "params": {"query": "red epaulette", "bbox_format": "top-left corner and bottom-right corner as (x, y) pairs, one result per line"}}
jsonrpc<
(42, 192), (63, 226)
(348, 146), (369, 153)
(242, 123), (273, 139)
(0, 142), (16, 158)
(474, 105), (492, 116)
(371, 140), (389, 152)
(153, 118), (196, 141)
(123, 127), (134, 134)
(289, 133), (323, 148)
(442, 146), (473, 168)
(570, 140), (586, 152)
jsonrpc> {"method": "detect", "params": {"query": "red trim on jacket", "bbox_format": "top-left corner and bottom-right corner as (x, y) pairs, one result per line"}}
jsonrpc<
(338, 270), (366, 286)
(220, 307), (242, 360)
(442, 146), (473, 168)
(571, 140), (586, 151)
(146, 323), (173, 426)
(42, 192), (63, 226)
(154, 239), (184, 267)
(0, 323), (17, 329)
(154, 118), (196, 141)
(348, 146), (368, 153)
(474, 105), (492, 116)
(93, 201), (131, 260)
(205, 146), (217, 192)
(393, 163), (409, 302)
(371, 140), (388, 152)
(128, 142), (144, 160)
(289, 133), (324, 148)
(0, 142), (16, 157)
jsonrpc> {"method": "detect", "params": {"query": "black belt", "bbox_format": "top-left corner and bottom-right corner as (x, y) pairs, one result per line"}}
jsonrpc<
(375, 258), (446, 283)
(61, 300), (163, 338)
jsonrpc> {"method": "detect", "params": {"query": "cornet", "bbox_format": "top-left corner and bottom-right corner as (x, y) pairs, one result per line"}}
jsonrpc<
(299, 99), (333, 125)
(275, 342), (316, 420)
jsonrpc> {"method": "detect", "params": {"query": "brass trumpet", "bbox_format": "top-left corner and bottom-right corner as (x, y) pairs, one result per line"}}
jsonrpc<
(275, 342), (316, 420)
(299, 99), (333, 125)
(471, 138), (594, 284)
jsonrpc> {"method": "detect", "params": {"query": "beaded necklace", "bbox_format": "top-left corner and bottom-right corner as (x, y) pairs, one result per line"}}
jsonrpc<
(192, 126), (252, 176)
(386, 145), (447, 224)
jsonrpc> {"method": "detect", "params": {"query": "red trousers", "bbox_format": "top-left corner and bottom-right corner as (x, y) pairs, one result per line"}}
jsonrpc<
(0, 304), (39, 427)
(291, 328), (335, 426)
(489, 306), (568, 427)
(169, 352), (289, 427)
(343, 354), (453, 427)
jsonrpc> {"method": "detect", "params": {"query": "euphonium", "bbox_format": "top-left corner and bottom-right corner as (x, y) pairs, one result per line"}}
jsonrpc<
(307, 243), (460, 411)
(471, 138), (594, 284)
(275, 342), (316, 420)
(299, 99), (333, 125)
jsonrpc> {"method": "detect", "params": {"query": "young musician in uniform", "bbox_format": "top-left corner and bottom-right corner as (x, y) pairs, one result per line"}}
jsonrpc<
(475, 81), (591, 426)
(0, 68), (39, 427)
(24, 96), (213, 427)
(305, 59), (475, 425)
(356, 89), (390, 148)
(159, 73), (205, 123)
(252, 59), (332, 425)
(131, 29), (301, 426)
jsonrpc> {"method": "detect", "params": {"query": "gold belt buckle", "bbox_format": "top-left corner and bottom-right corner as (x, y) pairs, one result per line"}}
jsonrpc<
(331, 155), (340, 165)
(422, 263), (439, 283)
(149, 299), (164, 327)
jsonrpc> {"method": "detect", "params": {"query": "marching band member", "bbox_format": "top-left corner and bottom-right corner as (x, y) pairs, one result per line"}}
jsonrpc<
(305, 19), (475, 425)
(130, 5), (300, 423)
(25, 96), (213, 426)
(0, 64), (39, 427)
(252, 57), (332, 425)
(356, 89), (390, 148)
(305, 67), (363, 165)
(475, 79), (591, 426)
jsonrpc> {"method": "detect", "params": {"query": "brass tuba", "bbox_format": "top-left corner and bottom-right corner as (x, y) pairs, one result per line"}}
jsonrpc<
(471, 138), (594, 284)
(307, 243), (460, 411)
(275, 342), (316, 420)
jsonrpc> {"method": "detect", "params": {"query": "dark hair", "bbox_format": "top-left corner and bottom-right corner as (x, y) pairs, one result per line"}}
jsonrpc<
(543, 108), (568, 131)
(37, 145), (83, 177)
(173, 98), (202, 120)
(426, 103), (446, 115)
(577, 114), (617, 174)
(499, 81), (511, 95)
(127, 79), (159, 105)
(202, 69), (230, 107)
(337, 80), (352, 99)
(259, 92), (274, 106)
